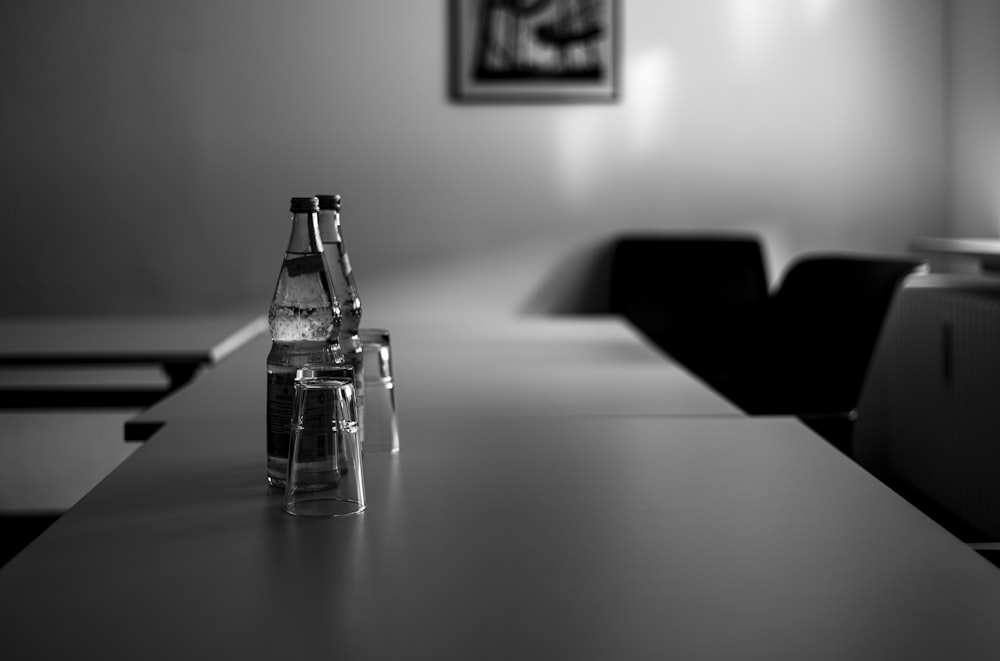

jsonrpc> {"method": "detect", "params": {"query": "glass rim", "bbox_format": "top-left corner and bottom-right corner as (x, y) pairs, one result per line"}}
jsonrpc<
(295, 363), (355, 383)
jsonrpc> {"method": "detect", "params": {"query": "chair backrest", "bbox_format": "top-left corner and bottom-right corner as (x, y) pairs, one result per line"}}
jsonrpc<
(608, 233), (769, 371)
(760, 253), (925, 412)
(854, 273), (1000, 539)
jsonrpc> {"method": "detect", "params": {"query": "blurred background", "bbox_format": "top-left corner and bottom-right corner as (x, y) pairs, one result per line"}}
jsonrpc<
(0, 0), (996, 314)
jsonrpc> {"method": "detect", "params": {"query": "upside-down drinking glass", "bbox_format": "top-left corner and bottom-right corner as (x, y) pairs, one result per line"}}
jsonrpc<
(283, 364), (365, 517)
(359, 328), (400, 454)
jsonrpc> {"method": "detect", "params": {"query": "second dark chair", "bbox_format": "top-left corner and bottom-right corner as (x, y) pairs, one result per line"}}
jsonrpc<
(715, 254), (925, 416)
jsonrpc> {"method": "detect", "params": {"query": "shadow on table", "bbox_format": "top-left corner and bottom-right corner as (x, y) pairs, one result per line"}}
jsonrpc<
(0, 514), (59, 568)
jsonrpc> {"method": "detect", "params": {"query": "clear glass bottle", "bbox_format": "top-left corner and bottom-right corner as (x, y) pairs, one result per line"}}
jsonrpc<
(316, 195), (365, 429)
(316, 194), (362, 356)
(266, 196), (345, 488)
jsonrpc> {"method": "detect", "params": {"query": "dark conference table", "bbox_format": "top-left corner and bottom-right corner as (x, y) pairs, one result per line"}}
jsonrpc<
(3, 309), (1000, 659)
(0, 314), (268, 512)
(0, 314), (267, 368)
(0, 314), (268, 407)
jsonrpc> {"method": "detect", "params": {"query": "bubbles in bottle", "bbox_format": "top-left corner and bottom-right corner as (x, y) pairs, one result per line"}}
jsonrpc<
(268, 304), (339, 342)
(268, 262), (340, 342)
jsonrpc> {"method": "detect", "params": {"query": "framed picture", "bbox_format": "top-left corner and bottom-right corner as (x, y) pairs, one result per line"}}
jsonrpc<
(450, 0), (620, 103)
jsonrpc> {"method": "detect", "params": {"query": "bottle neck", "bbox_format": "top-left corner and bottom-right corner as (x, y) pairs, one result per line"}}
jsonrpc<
(317, 209), (343, 244)
(286, 211), (324, 254)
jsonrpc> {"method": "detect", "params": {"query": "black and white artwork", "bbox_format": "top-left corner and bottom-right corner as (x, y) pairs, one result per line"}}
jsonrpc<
(451, 0), (620, 102)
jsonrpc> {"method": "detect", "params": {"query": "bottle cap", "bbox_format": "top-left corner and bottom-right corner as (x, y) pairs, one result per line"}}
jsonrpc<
(290, 197), (320, 213)
(316, 195), (342, 212)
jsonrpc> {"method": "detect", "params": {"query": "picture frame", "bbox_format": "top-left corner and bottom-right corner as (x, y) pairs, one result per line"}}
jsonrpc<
(450, 0), (621, 103)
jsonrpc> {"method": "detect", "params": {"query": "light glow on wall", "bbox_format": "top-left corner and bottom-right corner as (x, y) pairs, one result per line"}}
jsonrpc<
(554, 49), (675, 202)
(805, 0), (833, 25)
(554, 107), (601, 202)
(730, 0), (783, 59)
(730, 0), (834, 59)
(626, 49), (674, 153)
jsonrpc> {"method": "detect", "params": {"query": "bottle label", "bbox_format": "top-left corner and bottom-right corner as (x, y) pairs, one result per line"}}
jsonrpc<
(267, 372), (334, 465)
(295, 392), (335, 463)
(285, 254), (325, 277)
(266, 371), (296, 459)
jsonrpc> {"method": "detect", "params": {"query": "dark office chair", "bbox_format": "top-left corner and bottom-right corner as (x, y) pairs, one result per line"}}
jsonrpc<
(854, 273), (1000, 542)
(608, 233), (770, 377)
(712, 254), (924, 448)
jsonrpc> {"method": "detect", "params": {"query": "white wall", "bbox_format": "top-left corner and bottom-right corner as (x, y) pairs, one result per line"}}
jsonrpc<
(950, 0), (1000, 238)
(0, 0), (947, 315)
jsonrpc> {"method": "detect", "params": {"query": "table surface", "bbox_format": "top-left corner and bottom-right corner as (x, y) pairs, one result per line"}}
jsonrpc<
(909, 236), (1000, 273)
(910, 236), (1000, 257)
(0, 313), (267, 365)
(0, 410), (139, 512)
(4, 410), (1000, 659)
(4, 240), (1000, 660)
(125, 316), (742, 440)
